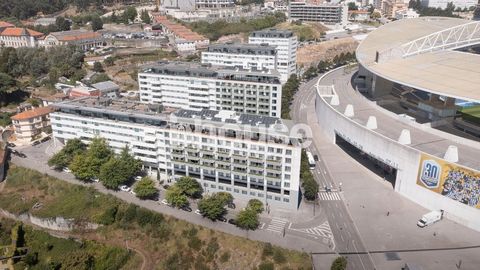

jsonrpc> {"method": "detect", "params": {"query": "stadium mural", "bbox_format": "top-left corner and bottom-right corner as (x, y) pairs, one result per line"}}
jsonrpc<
(417, 153), (480, 209)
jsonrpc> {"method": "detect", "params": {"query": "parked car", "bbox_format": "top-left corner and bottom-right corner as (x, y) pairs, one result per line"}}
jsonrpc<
(314, 155), (319, 161)
(161, 199), (171, 206)
(11, 150), (26, 158)
(181, 206), (192, 212)
(227, 202), (236, 209)
(62, 167), (72, 173)
(163, 184), (170, 189)
(218, 217), (227, 222)
(134, 176), (142, 181)
(7, 142), (16, 148)
(91, 177), (100, 183)
(130, 190), (137, 195)
(120, 185), (131, 192)
(40, 137), (51, 143)
(228, 219), (237, 225)
(194, 209), (202, 215)
(32, 141), (41, 146)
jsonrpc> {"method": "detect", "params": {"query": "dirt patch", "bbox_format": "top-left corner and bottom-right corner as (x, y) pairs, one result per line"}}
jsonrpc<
(297, 37), (359, 67)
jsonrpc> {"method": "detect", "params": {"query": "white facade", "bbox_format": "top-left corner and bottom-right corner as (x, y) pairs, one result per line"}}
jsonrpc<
(138, 62), (282, 117)
(201, 44), (277, 71)
(249, 29), (297, 83)
(175, 39), (196, 52)
(50, 98), (301, 209)
(395, 8), (420, 19)
(288, 1), (349, 26)
(420, 0), (477, 9)
(195, 0), (235, 9)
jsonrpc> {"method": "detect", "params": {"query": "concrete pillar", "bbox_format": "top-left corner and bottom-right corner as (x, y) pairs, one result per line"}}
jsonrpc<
(366, 116), (377, 130)
(344, 104), (354, 118)
(398, 129), (411, 145)
(444, 145), (459, 163)
(330, 95), (340, 106)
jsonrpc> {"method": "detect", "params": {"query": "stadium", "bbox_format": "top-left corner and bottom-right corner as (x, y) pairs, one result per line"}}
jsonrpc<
(315, 17), (480, 231)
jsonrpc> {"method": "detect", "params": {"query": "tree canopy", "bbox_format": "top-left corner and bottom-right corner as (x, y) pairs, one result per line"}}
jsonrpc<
(331, 256), (347, 270)
(48, 139), (86, 170)
(70, 137), (113, 181)
(247, 199), (264, 214)
(91, 15), (103, 31)
(175, 176), (203, 198)
(133, 177), (158, 199)
(235, 208), (259, 230)
(197, 193), (228, 220)
(98, 146), (142, 189)
(165, 185), (189, 208)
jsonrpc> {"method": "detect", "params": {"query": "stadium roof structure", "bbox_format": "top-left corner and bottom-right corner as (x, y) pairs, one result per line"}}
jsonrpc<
(357, 17), (480, 102)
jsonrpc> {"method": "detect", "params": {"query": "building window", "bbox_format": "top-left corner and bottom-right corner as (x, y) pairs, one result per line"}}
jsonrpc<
(283, 198), (289, 202)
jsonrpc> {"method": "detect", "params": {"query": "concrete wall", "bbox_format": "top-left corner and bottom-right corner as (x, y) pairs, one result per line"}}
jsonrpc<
(315, 76), (480, 232)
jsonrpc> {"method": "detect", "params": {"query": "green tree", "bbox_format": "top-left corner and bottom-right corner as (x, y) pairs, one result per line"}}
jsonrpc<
(166, 185), (189, 208)
(93, 61), (104, 73)
(123, 7), (138, 23)
(134, 177), (158, 199)
(118, 146), (142, 179)
(348, 2), (358, 10)
(91, 15), (103, 31)
(331, 256), (347, 270)
(0, 73), (15, 93)
(235, 208), (259, 230)
(90, 73), (110, 84)
(104, 56), (115, 66)
(140, 9), (151, 24)
(197, 194), (227, 220)
(55, 16), (71, 31)
(48, 138), (86, 170)
(175, 176), (203, 198)
(247, 199), (264, 214)
(99, 157), (128, 189)
(70, 137), (113, 180)
(216, 192), (233, 205)
(371, 11), (381, 20)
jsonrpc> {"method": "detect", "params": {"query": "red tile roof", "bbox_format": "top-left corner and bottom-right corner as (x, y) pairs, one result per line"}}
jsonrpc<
(0, 21), (14, 28)
(50, 31), (101, 42)
(0, 27), (43, 37)
(11, 107), (54, 121)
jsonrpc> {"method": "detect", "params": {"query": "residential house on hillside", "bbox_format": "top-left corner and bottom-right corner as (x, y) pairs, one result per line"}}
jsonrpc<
(11, 106), (54, 143)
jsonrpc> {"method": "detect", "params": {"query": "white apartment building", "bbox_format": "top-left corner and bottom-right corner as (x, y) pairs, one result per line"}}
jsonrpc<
(138, 62), (282, 117)
(50, 98), (301, 209)
(288, 1), (349, 26)
(249, 29), (297, 83)
(201, 43), (277, 71)
(195, 0), (235, 9)
(420, 0), (476, 9)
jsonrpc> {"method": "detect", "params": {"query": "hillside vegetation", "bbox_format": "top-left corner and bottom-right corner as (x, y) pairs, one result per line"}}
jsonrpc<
(0, 166), (312, 270)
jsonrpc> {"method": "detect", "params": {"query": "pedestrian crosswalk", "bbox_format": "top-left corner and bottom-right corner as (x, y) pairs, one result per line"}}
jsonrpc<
(318, 191), (341, 201)
(265, 218), (288, 234)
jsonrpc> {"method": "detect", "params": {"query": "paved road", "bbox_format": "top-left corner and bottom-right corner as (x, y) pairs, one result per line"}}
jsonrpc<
(292, 76), (376, 270)
(9, 141), (332, 254)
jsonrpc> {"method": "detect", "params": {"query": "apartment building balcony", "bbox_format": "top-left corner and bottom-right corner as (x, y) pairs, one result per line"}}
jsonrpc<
(201, 161), (215, 169)
(216, 159), (231, 166)
(266, 165), (282, 173)
(249, 170), (264, 177)
(249, 162), (264, 169)
(218, 177), (232, 185)
(266, 158), (282, 165)
(217, 165), (231, 173)
(232, 167), (248, 175)
(266, 174), (281, 181)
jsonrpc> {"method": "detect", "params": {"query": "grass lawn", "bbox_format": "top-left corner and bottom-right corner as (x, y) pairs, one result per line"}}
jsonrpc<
(460, 105), (480, 125)
(276, 22), (327, 41)
(0, 166), (312, 270)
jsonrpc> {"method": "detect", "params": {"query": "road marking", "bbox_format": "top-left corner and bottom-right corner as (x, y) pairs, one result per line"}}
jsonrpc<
(290, 221), (334, 239)
(260, 222), (266, 229)
(318, 192), (341, 201)
(265, 218), (288, 234)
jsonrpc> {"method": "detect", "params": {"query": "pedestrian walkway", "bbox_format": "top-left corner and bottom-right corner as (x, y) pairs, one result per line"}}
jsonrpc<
(318, 191), (341, 201)
(265, 218), (288, 234)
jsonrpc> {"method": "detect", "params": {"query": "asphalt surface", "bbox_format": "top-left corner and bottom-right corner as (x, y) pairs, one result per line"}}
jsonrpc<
(292, 76), (376, 270)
